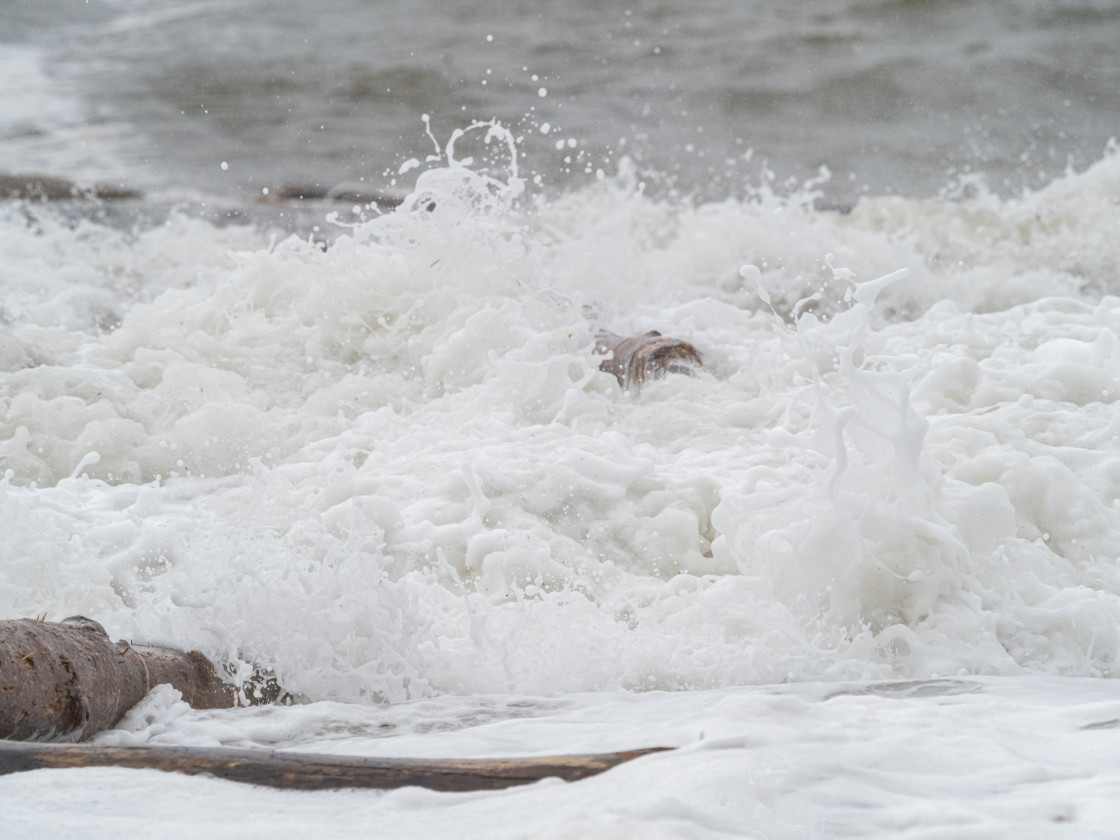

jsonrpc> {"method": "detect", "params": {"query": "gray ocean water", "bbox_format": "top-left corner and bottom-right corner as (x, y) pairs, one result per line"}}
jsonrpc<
(3, 0), (1118, 207)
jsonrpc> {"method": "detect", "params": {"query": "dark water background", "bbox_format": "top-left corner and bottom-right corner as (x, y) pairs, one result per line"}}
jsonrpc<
(2, 0), (1118, 205)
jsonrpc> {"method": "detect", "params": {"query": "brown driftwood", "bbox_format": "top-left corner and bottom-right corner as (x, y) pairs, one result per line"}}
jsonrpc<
(595, 330), (703, 391)
(0, 617), (276, 742)
(0, 172), (140, 201)
(261, 182), (404, 210)
(0, 741), (669, 791)
(0, 617), (670, 792)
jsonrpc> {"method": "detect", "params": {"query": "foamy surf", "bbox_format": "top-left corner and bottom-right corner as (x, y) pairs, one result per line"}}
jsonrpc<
(3, 137), (1120, 837)
(4, 139), (1120, 692)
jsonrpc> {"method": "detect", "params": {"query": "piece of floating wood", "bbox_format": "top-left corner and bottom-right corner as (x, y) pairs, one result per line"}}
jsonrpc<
(262, 182), (405, 210)
(0, 617), (277, 742)
(595, 330), (703, 391)
(0, 172), (141, 201)
(0, 741), (670, 792)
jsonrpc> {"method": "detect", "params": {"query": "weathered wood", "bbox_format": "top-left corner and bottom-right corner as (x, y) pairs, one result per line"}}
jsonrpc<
(0, 172), (140, 201)
(595, 330), (703, 391)
(0, 617), (275, 742)
(263, 182), (404, 210)
(0, 741), (669, 791)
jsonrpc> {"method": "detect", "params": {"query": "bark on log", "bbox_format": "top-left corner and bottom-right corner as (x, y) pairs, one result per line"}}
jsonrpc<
(0, 741), (669, 792)
(595, 330), (703, 392)
(0, 617), (275, 742)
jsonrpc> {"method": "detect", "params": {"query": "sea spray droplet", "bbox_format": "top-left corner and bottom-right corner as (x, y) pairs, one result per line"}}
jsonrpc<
(70, 451), (100, 479)
(824, 253), (855, 280)
(738, 264), (762, 283)
(852, 267), (910, 309)
(739, 264), (768, 304)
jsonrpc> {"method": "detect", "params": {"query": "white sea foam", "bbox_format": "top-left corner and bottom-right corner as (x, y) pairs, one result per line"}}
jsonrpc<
(4, 143), (1120, 705)
(6, 677), (1120, 838)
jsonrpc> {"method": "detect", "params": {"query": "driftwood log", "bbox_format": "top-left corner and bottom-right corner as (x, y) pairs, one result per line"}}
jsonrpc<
(262, 182), (405, 210)
(0, 616), (669, 792)
(0, 172), (140, 201)
(0, 741), (668, 792)
(595, 330), (703, 391)
(0, 617), (276, 742)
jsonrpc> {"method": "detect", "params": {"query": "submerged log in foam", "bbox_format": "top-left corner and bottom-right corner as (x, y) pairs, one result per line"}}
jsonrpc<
(595, 330), (703, 392)
(0, 617), (277, 742)
(0, 742), (671, 792)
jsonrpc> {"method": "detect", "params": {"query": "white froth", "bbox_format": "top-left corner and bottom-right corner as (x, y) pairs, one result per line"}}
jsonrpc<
(5, 677), (1120, 838)
(3, 148), (1120, 709)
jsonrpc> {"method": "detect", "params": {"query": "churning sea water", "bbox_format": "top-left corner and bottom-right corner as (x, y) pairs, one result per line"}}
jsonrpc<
(3, 0), (1118, 203)
(3, 1), (1120, 837)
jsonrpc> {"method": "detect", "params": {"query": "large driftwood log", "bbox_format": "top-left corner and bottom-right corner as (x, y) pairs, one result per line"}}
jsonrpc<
(0, 741), (669, 791)
(0, 617), (275, 742)
(595, 330), (703, 392)
(0, 617), (670, 792)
